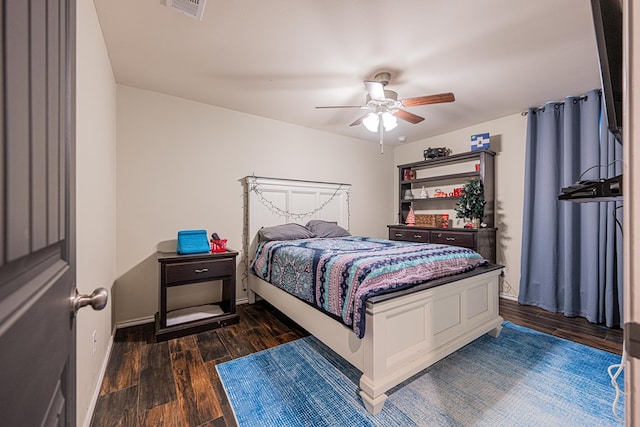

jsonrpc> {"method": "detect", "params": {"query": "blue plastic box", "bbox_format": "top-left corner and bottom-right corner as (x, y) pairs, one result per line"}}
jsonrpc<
(177, 229), (210, 254)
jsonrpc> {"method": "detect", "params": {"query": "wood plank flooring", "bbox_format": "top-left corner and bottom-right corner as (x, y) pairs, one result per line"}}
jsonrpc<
(90, 299), (623, 427)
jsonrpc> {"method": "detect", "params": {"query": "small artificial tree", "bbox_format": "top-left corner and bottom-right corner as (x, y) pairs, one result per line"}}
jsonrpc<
(455, 179), (485, 225)
(405, 206), (416, 226)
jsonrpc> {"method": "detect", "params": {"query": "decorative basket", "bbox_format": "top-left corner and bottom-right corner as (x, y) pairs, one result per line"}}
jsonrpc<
(415, 214), (448, 228)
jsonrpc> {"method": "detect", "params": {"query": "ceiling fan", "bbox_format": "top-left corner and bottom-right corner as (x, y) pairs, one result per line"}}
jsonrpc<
(316, 72), (455, 153)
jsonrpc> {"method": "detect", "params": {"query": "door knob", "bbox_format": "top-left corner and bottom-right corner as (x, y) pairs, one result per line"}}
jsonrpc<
(71, 287), (108, 316)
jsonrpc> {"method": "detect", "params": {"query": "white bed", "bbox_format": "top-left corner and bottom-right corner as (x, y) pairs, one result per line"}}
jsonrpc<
(244, 176), (504, 415)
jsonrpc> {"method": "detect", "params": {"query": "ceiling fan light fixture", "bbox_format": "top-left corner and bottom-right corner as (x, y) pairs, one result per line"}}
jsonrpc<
(362, 111), (398, 132)
(363, 113), (379, 132)
(382, 112), (398, 131)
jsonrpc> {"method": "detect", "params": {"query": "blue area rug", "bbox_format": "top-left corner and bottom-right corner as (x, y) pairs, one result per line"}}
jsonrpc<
(217, 322), (624, 426)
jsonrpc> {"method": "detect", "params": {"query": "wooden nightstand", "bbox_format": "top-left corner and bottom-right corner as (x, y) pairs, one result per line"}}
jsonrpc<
(155, 249), (239, 341)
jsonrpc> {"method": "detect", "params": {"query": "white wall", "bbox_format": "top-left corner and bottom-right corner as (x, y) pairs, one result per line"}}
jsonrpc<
(394, 114), (528, 298)
(75, 0), (117, 425)
(115, 85), (394, 323)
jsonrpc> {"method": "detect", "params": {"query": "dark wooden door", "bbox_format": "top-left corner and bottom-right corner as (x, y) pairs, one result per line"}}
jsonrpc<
(0, 0), (77, 425)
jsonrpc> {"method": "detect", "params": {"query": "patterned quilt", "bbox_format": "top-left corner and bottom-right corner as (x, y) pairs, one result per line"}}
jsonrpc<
(251, 236), (487, 338)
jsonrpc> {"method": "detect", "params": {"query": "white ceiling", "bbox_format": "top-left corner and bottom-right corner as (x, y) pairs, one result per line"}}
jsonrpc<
(93, 0), (601, 145)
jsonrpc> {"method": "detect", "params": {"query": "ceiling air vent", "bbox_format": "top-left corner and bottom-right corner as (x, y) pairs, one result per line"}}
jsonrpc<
(167, 0), (206, 21)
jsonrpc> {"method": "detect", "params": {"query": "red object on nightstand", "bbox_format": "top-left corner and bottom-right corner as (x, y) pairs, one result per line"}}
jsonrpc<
(210, 239), (227, 252)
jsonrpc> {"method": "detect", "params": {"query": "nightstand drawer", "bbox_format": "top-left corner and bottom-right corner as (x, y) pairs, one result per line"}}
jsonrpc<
(431, 231), (475, 248)
(164, 258), (234, 285)
(389, 228), (429, 243)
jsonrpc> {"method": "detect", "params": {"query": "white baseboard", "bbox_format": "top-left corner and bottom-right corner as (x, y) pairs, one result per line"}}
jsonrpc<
(81, 331), (115, 427)
(115, 315), (155, 329)
(499, 293), (518, 301)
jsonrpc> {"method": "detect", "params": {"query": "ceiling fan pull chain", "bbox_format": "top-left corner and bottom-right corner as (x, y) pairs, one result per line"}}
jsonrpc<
(379, 119), (384, 154)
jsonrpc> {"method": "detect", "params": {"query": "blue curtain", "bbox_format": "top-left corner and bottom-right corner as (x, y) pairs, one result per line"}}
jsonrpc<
(518, 89), (623, 327)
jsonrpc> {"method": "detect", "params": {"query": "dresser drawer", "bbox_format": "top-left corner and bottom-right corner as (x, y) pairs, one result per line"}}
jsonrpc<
(431, 231), (475, 248)
(164, 258), (234, 285)
(389, 228), (429, 243)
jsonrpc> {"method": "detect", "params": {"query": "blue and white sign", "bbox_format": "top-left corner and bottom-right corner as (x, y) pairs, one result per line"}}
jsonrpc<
(471, 133), (490, 151)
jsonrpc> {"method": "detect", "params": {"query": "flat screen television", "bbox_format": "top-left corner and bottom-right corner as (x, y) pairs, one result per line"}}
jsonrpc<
(590, 0), (623, 142)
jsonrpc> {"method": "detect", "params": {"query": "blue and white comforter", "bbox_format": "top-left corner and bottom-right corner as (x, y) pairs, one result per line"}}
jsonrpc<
(251, 236), (487, 338)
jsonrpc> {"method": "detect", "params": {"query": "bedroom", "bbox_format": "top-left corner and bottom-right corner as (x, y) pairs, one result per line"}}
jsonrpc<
(0, 0), (637, 425)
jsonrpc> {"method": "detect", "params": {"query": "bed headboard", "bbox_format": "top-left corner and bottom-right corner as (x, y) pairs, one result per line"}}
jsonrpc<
(243, 176), (351, 265)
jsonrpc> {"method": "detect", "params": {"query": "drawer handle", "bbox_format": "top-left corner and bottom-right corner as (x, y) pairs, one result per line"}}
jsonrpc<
(194, 268), (209, 273)
(395, 233), (402, 237)
(446, 237), (456, 241)
(414, 234), (422, 239)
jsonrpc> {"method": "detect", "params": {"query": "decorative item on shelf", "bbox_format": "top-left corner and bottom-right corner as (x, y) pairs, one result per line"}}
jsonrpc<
(415, 214), (447, 227)
(441, 214), (449, 228)
(405, 207), (416, 226)
(404, 188), (414, 200)
(415, 214), (434, 227)
(475, 163), (481, 171)
(403, 169), (417, 181)
(471, 133), (490, 151)
(433, 188), (448, 198)
(420, 186), (428, 198)
(453, 187), (463, 197)
(455, 179), (486, 228)
(423, 147), (452, 160)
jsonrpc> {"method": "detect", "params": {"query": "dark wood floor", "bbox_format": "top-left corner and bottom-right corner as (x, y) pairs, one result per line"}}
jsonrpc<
(90, 299), (623, 427)
(498, 298), (623, 354)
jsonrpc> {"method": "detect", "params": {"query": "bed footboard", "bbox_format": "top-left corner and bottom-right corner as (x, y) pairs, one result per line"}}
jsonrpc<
(358, 268), (503, 414)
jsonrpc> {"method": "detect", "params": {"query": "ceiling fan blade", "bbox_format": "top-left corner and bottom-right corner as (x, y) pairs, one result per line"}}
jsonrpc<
(349, 113), (370, 127)
(394, 109), (425, 124)
(315, 105), (363, 109)
(364, 80), (386, 101)
(401, 92), (455, 107)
